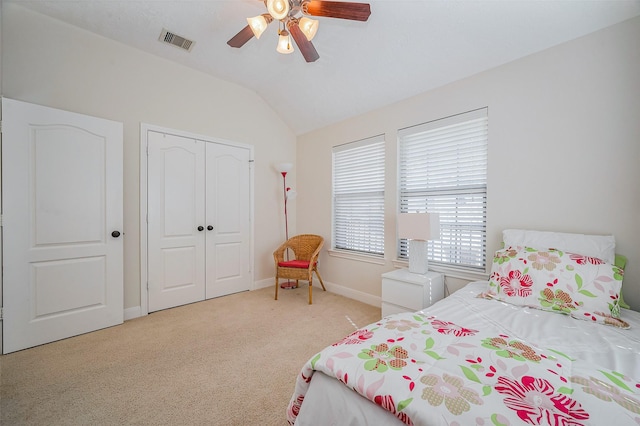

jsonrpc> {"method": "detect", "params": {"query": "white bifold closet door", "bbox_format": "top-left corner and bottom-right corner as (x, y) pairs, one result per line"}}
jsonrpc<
(2, 98), (124, 354)
(147, 131), (251, 312)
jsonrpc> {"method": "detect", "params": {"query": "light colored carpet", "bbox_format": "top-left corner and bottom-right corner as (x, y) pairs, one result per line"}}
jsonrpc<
(0, 285), (381, 425)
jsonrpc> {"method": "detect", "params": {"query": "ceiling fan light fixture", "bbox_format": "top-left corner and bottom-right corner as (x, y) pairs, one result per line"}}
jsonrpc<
(298, 17), (319, 41)
(228, 0), (371, 61)
(267, 0), (290, 21)
(247, 15), (269, 39)
(277, 29), (294, 54)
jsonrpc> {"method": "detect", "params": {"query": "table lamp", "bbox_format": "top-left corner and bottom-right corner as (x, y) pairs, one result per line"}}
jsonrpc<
(398, 212), (440, 274)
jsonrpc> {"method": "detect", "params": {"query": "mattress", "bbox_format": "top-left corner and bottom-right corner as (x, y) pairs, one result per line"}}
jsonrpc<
(288, 281), (640, 425)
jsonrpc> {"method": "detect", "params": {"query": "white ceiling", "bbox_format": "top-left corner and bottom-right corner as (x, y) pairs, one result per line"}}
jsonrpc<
(7, 0), (640, 135)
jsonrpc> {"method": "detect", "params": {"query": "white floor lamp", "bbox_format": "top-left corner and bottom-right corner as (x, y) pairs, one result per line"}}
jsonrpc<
(398, 212), (440, 274)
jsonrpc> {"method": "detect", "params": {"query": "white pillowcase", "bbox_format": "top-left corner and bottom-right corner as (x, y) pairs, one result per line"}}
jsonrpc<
(502, 229), (616, 264)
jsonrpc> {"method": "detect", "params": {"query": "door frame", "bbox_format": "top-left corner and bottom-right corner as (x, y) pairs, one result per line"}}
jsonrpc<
(139, 123), (255, 316)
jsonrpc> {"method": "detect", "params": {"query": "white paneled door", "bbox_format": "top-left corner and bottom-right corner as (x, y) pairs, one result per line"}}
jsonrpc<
(147, 132), (206, 311)
(205, 142), (251, 299)
(2, 98), (124, 354)
(147, 131), (251, 312)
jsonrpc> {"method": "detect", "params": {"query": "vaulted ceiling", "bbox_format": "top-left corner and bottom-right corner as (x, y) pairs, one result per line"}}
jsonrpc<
(6, 0), (640, 135)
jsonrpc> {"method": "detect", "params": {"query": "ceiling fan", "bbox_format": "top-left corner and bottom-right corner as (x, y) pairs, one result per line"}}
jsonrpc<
(227, 0), (371, 63)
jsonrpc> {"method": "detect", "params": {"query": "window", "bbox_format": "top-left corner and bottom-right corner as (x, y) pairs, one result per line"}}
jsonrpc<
(398, 108), (488, 270)
(332, 135), (385, 256)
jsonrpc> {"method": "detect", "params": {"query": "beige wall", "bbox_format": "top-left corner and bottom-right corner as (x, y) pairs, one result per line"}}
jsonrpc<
(297, 16), (640, 310)
(2, 4), (639, 315)
(1, 4), (297, 311)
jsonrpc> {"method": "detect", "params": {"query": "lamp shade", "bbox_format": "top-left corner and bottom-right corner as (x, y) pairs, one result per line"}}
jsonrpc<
(247, 15), (269, 39)
(276, 162), (293, 174)
(267, 0), (290, 20)
(299, 17), (319, 41)
(398, 213), (440, 241)
(277, 31), (294, 54)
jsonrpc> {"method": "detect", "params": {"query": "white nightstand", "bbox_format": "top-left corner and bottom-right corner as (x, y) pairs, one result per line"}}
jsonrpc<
(381, 269), (444, 317)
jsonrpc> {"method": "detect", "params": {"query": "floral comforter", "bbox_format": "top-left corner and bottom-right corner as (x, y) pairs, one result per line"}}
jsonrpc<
(287, 281), (640, 425)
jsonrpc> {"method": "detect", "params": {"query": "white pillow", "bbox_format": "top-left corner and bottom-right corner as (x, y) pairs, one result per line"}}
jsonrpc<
(502, 229), (616, 264)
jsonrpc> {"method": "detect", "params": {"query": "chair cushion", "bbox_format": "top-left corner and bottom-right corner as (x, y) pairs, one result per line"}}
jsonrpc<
(278, 260), (312, 269)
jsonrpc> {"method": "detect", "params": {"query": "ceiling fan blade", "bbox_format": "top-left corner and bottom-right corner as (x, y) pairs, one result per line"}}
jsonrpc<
(303, 1), (371, 22)
(227, 25), (255, 48)
(289, 22), (320, 63)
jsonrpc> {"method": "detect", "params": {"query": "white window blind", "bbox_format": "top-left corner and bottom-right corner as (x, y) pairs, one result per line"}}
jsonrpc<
(333, 135), (385, 256)
(398, 108), (488, 270)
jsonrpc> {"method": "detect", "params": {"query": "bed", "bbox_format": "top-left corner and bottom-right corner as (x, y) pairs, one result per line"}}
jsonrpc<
(287, 230), (640, 425)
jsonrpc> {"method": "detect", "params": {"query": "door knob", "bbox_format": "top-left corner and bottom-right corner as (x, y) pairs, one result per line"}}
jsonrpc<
(207, 225), (214, 231)
(197, 226), (204, 231)
(111, 231), (121, 238)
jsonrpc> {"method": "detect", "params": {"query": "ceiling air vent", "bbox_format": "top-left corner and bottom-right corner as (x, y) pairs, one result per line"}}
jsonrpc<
(159, 29), (195, 52)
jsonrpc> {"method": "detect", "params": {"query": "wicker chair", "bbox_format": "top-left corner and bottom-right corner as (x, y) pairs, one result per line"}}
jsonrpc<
(274, 234), (326, 304)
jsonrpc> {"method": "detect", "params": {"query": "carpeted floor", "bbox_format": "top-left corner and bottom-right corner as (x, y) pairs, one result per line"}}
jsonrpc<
(0, 285), (381, 425)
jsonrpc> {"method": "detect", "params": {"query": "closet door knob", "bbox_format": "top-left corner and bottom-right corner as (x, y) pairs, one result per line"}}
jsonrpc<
(197, 226), (204, 231)
(207, 225), (214, 231)
(111, 231), (121, 238)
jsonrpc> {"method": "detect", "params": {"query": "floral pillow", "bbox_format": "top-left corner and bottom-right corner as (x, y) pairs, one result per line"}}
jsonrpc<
(481, 246), (628, 328)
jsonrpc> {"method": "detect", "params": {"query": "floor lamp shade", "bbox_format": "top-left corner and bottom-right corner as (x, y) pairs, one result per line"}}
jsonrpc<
(398, 213), (440, 274)
(276, 162), (293, 174)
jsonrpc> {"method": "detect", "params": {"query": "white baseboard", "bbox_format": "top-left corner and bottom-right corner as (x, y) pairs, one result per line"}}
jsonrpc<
(255, 277), (381, 309)
(124, 306), (143, 321)
(253, 277), (274, 290)
(126, 278), (382, 321)
(323, 281), (381, 308)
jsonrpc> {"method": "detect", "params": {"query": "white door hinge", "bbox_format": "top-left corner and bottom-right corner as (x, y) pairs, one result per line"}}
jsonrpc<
(0, 307), (3, 321)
